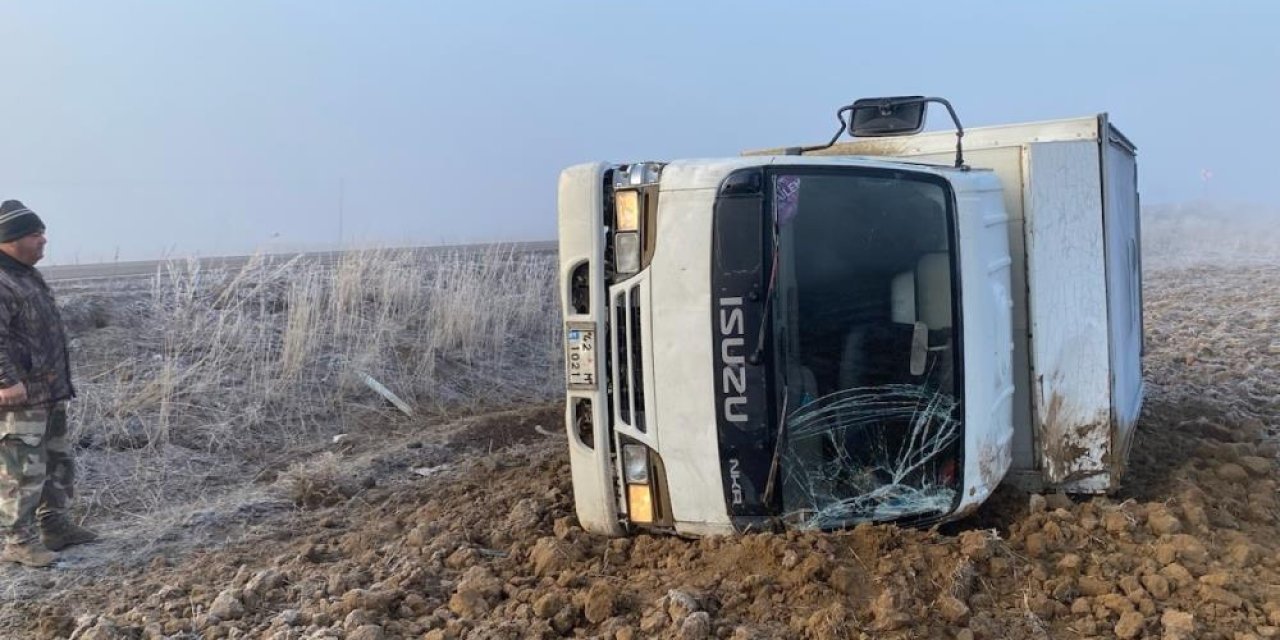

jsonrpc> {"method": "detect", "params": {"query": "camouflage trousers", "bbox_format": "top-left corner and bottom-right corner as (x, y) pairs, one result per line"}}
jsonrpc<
(0, 403), (74, 544)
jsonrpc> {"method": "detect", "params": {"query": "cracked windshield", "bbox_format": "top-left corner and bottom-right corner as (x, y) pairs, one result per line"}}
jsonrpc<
(772, 170), (962, 528)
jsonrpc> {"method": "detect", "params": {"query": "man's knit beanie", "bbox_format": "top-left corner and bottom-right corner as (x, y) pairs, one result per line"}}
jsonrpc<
(0, 200), (46, 243)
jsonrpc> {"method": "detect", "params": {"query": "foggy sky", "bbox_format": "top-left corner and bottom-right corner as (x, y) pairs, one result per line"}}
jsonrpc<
(1, 1), (1276, 264)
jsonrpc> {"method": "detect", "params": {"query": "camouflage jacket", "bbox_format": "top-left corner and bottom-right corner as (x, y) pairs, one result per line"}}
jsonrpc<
(0, 252), (74, 409)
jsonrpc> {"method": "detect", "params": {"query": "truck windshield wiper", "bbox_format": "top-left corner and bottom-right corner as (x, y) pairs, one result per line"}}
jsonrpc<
(757, 219), (789, 508)
(748, 221), (780, 366)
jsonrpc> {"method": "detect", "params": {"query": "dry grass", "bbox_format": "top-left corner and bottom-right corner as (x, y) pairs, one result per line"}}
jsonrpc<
(276, 451), (358, 507)
(60, 245), (561, 519)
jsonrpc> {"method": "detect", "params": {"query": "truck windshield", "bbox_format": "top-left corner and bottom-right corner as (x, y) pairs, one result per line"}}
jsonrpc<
(769, 169), (963, 528)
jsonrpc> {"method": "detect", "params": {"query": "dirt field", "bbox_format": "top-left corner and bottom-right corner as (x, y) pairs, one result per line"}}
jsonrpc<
(1, 228), (1278, 639)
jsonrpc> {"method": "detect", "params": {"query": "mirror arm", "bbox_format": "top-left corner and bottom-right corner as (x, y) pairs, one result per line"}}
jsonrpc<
(919, 97), (966, 169)
(784, 105), (854, 156)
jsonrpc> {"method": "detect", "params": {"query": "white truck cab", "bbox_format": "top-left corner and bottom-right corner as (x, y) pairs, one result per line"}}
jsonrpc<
(558, 98), (1142, 536)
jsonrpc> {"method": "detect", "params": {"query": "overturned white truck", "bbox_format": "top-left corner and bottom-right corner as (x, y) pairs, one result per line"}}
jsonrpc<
(558, 97), (1142, 536)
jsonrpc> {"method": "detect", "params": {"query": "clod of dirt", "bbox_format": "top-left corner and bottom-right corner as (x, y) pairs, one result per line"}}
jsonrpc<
(1103, 510), (1132, 533)
(1056, 553), (1082, 575)
(348, 624), (385, 640)
(1161, 609), (1195, 639)
(1217, 463), (1250, 483)
(275, 609), (303, 627)
(1142, 574), (1171, 600)
(1045, 493), (1074, 510)
(1114, 610), (1145, 639)
(1023, 532), (1047, 558)
(583, 582), (619, 624)
(1159, 563), (1194, 589)
(552, 516), (578, 540)
(550, 604), (580, 635)
(1226, 541), (1257, 567)
(639, 605), (668, 635)
(1239, 456), (1273, 476)
(532, 591), (567, 619)
(678, 611), (712, 640)
(800, 603), (855, 640)
(242, 568), (284, 607)
(529, 537), (581, 577)
(209, 590), (245, 621)
(870, 587), (910, 632)
(957, 530), (995, 561)
(1198, 584), (1244, 608)
(448, 566), (503, 617)
(506, 498), (543, 531)
(1147, 507), (1183, 535)
(1078, 575), (1114, 597)
(664, 589), (702, 624)
(68, 616), (118, 640)
(1098, 592), (1136, 615)
(936, 595), (970, 624)
(1168, 534), (1209, 564)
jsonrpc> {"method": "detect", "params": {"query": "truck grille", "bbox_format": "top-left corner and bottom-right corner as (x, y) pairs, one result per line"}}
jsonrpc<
(610, 284), (646, 432)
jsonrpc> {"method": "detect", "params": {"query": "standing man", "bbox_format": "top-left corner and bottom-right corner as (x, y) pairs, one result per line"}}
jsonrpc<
(0, 200), (96, 568)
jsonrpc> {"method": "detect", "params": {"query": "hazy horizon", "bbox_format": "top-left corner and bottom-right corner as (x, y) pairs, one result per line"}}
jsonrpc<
(2, 2), (1277, 265)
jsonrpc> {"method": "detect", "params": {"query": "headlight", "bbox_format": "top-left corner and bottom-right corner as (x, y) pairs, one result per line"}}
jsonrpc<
(615, 190), (640, 232)
(622, 443), (650, 484)
(615, 232), (641, 274)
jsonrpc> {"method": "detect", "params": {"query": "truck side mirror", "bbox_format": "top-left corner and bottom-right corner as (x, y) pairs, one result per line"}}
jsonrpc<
(798, 95), (965, 167)
(850, 97), (928, 137)
(910, 321), (929, 376)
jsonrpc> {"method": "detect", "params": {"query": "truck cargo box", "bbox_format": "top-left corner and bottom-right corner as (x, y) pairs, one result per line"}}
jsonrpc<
(748, 115), (1142, 492)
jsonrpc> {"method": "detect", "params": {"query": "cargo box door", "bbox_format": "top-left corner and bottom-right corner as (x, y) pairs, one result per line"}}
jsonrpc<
(1100, 119), (1143, 475)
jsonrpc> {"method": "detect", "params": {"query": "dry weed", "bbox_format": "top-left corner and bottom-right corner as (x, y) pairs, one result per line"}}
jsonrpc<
(61, 245), (561, 518)
(276, 452), (358, 507)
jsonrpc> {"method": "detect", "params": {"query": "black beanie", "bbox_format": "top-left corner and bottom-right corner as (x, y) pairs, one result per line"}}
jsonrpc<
(0, 200), (46, 243)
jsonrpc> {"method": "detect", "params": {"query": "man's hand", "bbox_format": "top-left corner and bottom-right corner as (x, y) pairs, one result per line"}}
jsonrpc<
(0, 382), (27, 406)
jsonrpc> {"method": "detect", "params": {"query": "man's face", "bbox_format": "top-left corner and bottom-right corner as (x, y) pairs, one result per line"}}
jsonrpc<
(3, 231), (47, 266)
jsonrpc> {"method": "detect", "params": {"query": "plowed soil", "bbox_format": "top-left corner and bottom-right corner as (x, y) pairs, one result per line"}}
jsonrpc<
(4, 263), (1280, 640)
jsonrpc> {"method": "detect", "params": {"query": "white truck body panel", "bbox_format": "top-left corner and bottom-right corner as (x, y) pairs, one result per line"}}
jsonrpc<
(751, 114), (1142, 491)
(949, 173), (1016, 514)
(1023, 140), (1113, 489)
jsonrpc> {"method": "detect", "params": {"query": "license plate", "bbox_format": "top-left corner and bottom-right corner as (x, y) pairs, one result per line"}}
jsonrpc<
(566, 326), (597, 389)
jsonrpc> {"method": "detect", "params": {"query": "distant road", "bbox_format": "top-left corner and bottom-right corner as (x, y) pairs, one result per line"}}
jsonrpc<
(42, 241), (557, 283)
